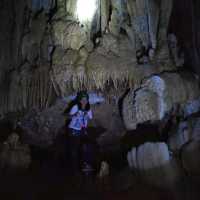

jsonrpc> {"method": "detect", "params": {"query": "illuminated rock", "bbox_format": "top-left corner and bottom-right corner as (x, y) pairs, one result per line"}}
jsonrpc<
(123, 72), (200, 130)
(127, 142), (181, 188)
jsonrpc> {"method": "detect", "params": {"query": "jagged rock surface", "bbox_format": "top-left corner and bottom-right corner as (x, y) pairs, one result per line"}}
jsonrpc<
(19, 99), (67, 147)
(0, 0), (177, 115)
(123, 72), (200, 130)
(0, 133), (31, 170)
(127, 142), (181, 188)
(168, 117), (200, 152)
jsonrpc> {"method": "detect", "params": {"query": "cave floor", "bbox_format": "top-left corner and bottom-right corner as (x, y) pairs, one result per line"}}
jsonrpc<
(0, 123), (200, 200)
(0, 161), (199, 200)
(0, 169), (169, 200)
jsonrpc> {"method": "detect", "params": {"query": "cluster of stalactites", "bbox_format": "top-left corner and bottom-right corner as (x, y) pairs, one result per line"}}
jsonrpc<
(0, 67), (55, 117)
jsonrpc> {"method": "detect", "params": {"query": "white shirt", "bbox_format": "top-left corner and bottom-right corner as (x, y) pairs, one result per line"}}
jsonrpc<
(68, 105), (92, 131)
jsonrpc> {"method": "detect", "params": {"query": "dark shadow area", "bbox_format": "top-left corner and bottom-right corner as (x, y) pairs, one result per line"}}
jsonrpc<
(168, 0), (200, 75)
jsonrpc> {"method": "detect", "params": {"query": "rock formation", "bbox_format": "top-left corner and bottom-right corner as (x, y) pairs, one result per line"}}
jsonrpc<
(0, 0), (200, 191)
(122, 72), (200, 130)
(0, 0), (177, 116)
(0, 133), (31, 170)
(127, 142), (181, 188)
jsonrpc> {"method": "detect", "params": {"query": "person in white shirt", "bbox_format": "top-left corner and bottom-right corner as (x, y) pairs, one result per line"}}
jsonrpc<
(68, 91), (93, 174)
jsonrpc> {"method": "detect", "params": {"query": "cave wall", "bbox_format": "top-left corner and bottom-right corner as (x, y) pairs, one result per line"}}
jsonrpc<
(0, 0), (179, 116)
(169, 0), (200, 74)
(0, 0), (56, 116)
(0, 0), (200, 133)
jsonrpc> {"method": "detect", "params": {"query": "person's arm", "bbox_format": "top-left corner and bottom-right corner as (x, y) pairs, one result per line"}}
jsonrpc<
(69, 105), (79, 116)
(87, 110), (92, 120)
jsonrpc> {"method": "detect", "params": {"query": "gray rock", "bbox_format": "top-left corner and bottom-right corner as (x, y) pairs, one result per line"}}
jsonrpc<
(123, 72), (200, 130)
(168, 117), (200, 152)
(52, 21), (88, 50)
(0, 133), (31, 170)
(127, 142), (181, 188)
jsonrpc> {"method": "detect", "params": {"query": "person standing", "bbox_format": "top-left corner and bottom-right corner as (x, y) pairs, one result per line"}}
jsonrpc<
(68, 91), (93, 175)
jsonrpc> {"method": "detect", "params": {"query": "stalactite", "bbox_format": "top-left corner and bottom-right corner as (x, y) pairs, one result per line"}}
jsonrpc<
(27, 77), (31, 109)
(100, 0), (110, 33)
(42, 71), (47, 108)
(46, 80), (53, 108)
(29, 75), (34, 109)
(36, 71), (40, 108)
(35, 73), (39, 108)
(33, 73), (37, 108)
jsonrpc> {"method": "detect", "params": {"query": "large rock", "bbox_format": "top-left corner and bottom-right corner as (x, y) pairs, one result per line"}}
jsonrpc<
(19, 99), (66, 147)
(127, 142), (181, 188)
(51, 47), (87, 95)
(126, 0), (173, 62)
(52, 21), (88, 50)
(91, 102), (125, 148)
(0, 133), (31, 170)
(123, 72), (200, 130)
(22, 12), (48, 64)
(168, 117), (200, 151)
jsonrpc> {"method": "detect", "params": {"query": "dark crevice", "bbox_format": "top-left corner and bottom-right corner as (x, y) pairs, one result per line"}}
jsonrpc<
(168, 0), (200, 75)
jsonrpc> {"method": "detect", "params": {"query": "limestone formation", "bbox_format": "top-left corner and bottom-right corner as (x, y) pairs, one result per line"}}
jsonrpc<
(52, 21), (88, 50)
(168, 33), (184, 67)
(0, 133), (31, 170)
(127, 142), (181, 188)
(98, 161), (110, 178)
(168, 117), (200, 152)
(126, 0), (173, 62)
(0, 0), (178, 116)
(19, 97), (69, 147)
(100, 0), (110, 33)
(92, 101), (125, 147)
(0, 0), (199, 157)
(123, 72), (200, 130)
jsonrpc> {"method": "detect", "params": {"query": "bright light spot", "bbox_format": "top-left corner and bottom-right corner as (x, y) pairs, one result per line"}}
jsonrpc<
(76, 0), (97, 24)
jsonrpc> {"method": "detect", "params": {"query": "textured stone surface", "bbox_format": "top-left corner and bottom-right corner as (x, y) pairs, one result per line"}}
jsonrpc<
(19, 99), (67, 147)
(168, 117), (200, 151)
(52, 21), (88, 50)
(0, 0), (178, 115)
(127, 142), (181, 188)
(123, 72), (200, 130)
(0, 133), (31, 170)
(91, 102), (125, 148)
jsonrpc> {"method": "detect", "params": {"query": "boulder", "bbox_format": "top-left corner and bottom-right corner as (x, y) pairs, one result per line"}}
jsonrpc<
(127, 142), (181, 188)
(168, 117), (200, 151)
(92, 102), (125, 148)
(0, 133), (31, 170)
(19, 100), (66, 147)
(52, 21), (88, 50)
(123, 72), (200, 130)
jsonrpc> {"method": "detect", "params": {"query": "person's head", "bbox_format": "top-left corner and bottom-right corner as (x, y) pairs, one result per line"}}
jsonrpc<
(76, 91), (90, 110)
